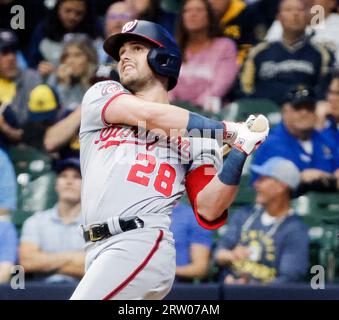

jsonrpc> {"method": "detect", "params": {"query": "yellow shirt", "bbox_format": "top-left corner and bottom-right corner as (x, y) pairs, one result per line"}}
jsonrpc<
(0, 78), (16, 105)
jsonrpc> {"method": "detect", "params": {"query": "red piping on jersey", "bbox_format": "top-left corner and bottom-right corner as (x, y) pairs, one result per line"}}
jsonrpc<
(101, 92), (130, 126)
(102, 230), (164, 300)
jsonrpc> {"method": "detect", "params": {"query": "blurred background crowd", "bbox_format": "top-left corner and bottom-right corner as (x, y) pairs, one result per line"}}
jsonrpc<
(0, 0), (338, 291)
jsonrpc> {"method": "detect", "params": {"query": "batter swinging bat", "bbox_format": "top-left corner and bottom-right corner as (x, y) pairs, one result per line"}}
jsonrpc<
(221, 114), (268, 156)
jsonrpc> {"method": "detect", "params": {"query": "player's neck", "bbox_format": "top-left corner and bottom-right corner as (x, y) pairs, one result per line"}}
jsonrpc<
(134, 82), (169, 104)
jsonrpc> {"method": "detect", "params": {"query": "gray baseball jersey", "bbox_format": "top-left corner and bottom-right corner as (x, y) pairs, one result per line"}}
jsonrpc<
(71, 80), (222, 300)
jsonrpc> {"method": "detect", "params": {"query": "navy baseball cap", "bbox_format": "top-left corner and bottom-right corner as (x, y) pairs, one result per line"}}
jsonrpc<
(251, 157), (301, 190)
(283, 84), (316, 110)
(0, 29), (18, 53)
(55, 158), (81, 175)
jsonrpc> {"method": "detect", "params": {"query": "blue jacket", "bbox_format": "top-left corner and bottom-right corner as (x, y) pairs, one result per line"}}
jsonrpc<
(252, 122), (339, 183)
(216, 206), (309, 283)
(318, 116), (339, 156)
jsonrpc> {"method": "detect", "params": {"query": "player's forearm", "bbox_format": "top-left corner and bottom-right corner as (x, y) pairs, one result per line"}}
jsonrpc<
(197, 148), (247, 221)
(57, 252), (85, 277)
(107, 95), (225, 138)
(43, 107), (81, 152)
(196, 177), (238, 222)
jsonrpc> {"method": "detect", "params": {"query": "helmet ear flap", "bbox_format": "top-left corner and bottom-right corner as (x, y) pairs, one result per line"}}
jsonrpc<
(147, 47), (181, 90)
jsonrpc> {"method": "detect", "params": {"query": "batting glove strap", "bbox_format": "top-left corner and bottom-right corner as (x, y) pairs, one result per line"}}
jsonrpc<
(233, 122), (269, 155)
(222, 121), (239, 145)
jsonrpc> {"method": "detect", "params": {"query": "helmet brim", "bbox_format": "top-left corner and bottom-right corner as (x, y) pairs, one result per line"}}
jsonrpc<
(103, 32), (163, 61)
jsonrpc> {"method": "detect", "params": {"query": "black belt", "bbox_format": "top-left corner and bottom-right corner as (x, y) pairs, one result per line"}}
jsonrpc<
(83, 216), (144, 242)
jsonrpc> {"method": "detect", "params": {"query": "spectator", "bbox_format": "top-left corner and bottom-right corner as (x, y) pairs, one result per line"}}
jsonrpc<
(47, 35), (98, 112)
(299, 69), (339, 192)
(28, 0), (102, 78)
(19, 158), (85, 283)
(316, 69), (339, 154)
(252, 84), (339, 193)
(0, 0), (48, 58)
(266, 0), (339, 65)
(208, 0), (267, 65)
(0, 219), (17, 284)
(43, 106), (81, 159)
(0, 147), (18, 284)
(169, 0), (238, 112)
(170, 202), (213, 282)
(239, 0), (335, 105)
(95, 1), (136, 81)
(126, 0), (177, 35)
(21, 84), (61, 151)
(0, 29), (41, 150)
(215, 157), (309, 284)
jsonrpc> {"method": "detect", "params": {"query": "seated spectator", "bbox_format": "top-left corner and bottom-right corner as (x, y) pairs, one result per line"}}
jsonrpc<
(170, 202), (213, 282)
(316, 69), (339, 154)
(95, 1), (136, 82)
(19, 158), (85, 283)
(126, 0), (177, 35)
(21, 84), (61, 151)
(266, 0), (339, 65)
(252, 84), (339, 194)
(0, 147), (18, 284)
(215, 157), (309, 284)
(298, 69), (339, 192)
(0, 30), (41, 149)
(0, 1), (48, 60)
(47, 35), (98, 112)
(208, 0), (268, 65)
(28, 0), (102, 79)
(0, 219), (17, 284)
(239, 0), (335, 105)
(169, 0), (238, 112)
(0, 29), (27, 70)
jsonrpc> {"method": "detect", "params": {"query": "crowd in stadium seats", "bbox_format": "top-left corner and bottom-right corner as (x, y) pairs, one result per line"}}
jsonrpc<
(0, 0), (338, 291)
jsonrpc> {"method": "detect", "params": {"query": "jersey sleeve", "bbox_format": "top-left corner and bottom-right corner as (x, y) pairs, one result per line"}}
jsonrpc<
(80, 80), (130, 134)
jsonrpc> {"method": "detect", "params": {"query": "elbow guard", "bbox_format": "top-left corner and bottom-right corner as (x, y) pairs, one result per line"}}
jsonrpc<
(185, 164), (228, 230)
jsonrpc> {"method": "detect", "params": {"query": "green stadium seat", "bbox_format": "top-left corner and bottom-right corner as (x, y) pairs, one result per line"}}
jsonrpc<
(8, 144), (52, 180)
(294, 192), (339, 282)
(230, 174), (255, 212)
(221, 98), (281, 126)
(11, 210), (34, 236)
(294, 192), (339, 223)
(17, 172), (57, 212)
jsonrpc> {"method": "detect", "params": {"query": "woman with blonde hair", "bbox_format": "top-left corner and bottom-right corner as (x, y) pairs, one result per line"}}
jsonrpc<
(47, 35), (98, 111)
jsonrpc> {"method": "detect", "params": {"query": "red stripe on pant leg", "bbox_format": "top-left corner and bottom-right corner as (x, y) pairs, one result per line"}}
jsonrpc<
(102, 230), (164, 300)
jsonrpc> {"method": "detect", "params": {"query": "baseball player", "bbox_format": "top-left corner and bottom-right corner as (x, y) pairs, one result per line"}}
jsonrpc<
(70, 20), (268, 300)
